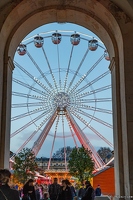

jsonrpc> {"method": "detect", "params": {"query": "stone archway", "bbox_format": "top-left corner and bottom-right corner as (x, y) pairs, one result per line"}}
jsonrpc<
(1, 0), (133, 198)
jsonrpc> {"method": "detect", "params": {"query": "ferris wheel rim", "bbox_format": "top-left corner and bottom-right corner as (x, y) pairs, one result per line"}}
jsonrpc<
(11, 28), (113, 170)
(22, 30), (105, 47)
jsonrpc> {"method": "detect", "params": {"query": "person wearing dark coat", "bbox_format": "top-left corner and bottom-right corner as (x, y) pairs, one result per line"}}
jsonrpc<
(58, 179), (73, 200)
(0, 169), (20, 200)
(49, 178), (61, 200)
(78, 184), (85, 200)
(95, 185), (101, 196)
(66, 180), (77, 199)
(22, 179), (36, 200)
(81, 181), (94, 200)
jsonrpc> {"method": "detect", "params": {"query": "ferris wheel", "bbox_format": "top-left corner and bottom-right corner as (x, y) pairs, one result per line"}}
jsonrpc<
(11, 27), (113, 170)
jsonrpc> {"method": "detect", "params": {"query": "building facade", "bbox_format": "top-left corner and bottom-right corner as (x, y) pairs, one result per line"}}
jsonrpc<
(36, 157), (68, 171)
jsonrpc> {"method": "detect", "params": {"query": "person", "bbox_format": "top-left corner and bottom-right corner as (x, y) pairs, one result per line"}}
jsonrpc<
(78, 184), (85, 200)
(49, 178), (61, 200)
(19, 187), (24, 199)
(81, 181), (94, 200)
(58, 179), (73, 200)
(43, 184), (48, 193)
(39, 185), (44, 200)
(66, 180), (77, 199)
(95, 185), (101, 196)
(22, 179), (36, 200)
(44, 192), (49, 200)
(0, 169), (20, 200)
(34, 184), (40, 200)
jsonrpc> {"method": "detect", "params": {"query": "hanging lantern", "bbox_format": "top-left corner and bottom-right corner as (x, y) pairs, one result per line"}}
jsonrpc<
(52, 33), (62, 44)
(70, 34), (80, 45)
(104, 50), (110, 61)
(88, 39), (98, 51)
(17, 44), (27, 55)
(34, 35), (44, 48)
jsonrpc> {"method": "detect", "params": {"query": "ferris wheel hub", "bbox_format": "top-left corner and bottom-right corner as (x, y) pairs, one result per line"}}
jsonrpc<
(12, 28), (112, 170)
(53, 92), (70, 111)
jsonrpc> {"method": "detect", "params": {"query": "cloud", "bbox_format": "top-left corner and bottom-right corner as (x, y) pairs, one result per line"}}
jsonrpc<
(10, 129), (112, 158)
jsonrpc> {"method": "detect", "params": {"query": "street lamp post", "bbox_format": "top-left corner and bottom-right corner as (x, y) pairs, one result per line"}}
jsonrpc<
(41, 157), (43, 170)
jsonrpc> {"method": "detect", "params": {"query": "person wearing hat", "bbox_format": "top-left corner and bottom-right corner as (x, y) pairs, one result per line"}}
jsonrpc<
(81, 181), (95, 200)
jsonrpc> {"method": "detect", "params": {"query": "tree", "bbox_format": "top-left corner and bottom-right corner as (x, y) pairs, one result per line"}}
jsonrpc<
(53, 146), (73, 160)
(68, 146), (94, 183)
(97, 147), (112, 160)
(13, 148), (38, 184)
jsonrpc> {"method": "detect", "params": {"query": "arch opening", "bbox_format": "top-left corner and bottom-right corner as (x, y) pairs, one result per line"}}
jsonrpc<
(11, 22), (113, 173)
(2, 0), (133, 198)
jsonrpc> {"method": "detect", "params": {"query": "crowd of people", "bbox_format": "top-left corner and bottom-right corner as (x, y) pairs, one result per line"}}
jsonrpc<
(0, 169), (102, 200)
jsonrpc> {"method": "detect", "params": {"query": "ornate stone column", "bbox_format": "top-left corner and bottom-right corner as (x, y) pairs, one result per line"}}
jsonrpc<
(111, 24), (133, 199)
(120, 30), (133, 198)
(0, 57), (14, 169)
(109, 57), (125, 199)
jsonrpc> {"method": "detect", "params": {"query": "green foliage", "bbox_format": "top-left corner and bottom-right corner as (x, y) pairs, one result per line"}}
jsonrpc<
(53, 146), (73, 159)
(97, 147), (112, 160)
(13, 148), (38, 184)
(68, 146), (94, 183)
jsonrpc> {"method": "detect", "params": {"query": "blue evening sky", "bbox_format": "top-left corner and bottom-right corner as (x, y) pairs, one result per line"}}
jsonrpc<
(10, 22), (113, 158)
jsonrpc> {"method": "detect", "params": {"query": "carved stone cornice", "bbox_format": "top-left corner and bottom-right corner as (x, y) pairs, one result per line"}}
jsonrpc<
(97, 0), (131, 23)
(108, 2), (131, 23)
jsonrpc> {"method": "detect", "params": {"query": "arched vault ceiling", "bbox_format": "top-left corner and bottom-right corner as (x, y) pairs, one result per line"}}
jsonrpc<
(0, 0), (133, 60)
(111, 0), (133, 21)
(0, 0), (133, 24)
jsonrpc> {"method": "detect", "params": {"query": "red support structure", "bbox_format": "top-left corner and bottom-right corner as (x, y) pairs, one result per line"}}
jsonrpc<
(32, 110), (57, 156)
(66, 110), (105, 169)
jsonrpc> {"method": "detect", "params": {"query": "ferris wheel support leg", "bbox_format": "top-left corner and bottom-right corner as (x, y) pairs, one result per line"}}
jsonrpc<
(0, 57), (14, 169)
(66, 109), (104, 169)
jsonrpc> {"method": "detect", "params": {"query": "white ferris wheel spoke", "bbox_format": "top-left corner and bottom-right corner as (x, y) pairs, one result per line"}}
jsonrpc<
(12, 91), (48, 101)
(67, 48), (90, 92)
(76, 85), (111, 98)
(12, 110), (55, 157)
(64, 45), (74, 91)
(11, 109), (53, 138)
(11, 106), (48, 121)
(42, 46), (58, 91)
(62, 115), (67, 170)
(47, 115), (60, 170)
(69, 107), (112, 128)
(67, 108), (113, 147)
(69, 54), (104, 93)
(11, 29), (113, 169)
(66, 109), (104, 169)
(74, 70), (110, 95)
(71, 104), (112, 114)
(26, 50), (53, 89)
(13, 78), (49, 96)
(14, 61), (51, 94)
(56, 43), (62, 90)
